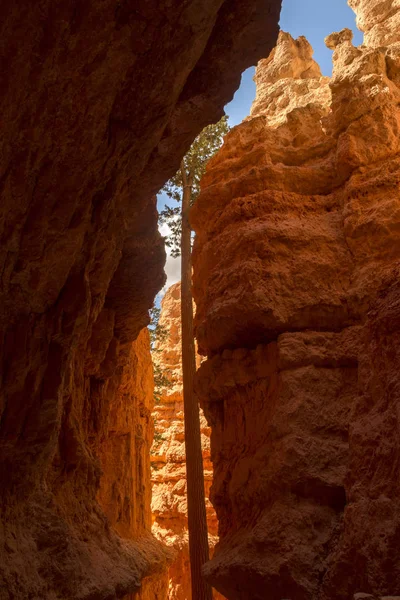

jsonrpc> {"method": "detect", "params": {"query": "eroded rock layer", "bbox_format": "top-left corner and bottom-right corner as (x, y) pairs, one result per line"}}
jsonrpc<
(151, 283), (224, 600)
(191, 1), (400, 598)
(0, 1), (281, 598)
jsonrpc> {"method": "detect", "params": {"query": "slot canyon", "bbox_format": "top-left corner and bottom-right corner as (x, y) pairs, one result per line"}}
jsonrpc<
(0, 1), (399, 600)
(150, 282), (224, 600)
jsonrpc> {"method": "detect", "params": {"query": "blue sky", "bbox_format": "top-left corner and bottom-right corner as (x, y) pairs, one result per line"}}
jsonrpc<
(158, 0), (363, 290)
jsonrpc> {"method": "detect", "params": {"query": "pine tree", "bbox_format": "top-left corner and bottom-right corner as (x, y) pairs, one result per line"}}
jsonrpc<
(148, 305), (173, 454)
(160, 116), (229, 600)
(149, 305), (172, 405)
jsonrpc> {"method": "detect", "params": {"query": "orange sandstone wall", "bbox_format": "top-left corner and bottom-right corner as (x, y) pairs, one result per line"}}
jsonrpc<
(97, 329), (154, 538)
(151, 283), (225, 600)
(191, 1), (400, 598)
(0, 1), (281, 598)
(98, 328), (170, 599)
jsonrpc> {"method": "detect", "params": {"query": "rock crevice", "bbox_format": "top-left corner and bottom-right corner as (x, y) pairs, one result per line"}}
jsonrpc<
(151, 283), (225, 600)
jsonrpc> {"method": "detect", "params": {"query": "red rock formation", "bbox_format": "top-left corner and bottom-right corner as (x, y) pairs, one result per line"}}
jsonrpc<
(191, 2), (400, 598)
(151, 283), (225, 600)
(251, 31), (331, 125)
(97, 329), (154, 538)
(0, 1), (281, 598)
(323, 273), (400, 599)
(97, 328), (170, 600)
(349, 0), (400, 47)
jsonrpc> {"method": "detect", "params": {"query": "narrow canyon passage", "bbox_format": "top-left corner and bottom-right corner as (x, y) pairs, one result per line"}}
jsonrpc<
(0, 1), (399, 600)
(150, 283), (225, 599)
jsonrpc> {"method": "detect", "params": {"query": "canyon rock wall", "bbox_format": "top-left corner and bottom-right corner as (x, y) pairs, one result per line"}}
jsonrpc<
(97, 329), (170, 600)
(191, 1), (400, 598)
(0, 1), (281, 598)
(151, 283), (224, 600)
(349, 0), (400, 47)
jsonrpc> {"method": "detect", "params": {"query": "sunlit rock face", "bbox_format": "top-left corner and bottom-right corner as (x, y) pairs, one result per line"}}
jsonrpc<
(0, 1), (281, 598)
(191, 1), (400, 598)
(151, 283), (225, 600)
(348, 0), (400, 47)
(251, 30), (331, 125)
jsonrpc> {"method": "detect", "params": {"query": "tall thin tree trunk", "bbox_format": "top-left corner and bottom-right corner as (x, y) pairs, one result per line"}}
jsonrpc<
(180, 162), (213, 600)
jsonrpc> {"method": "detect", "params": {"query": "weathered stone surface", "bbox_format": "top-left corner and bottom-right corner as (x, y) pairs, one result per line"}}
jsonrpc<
(192, 2), (400, 598)
(0, 1), (281, 598)
(0, 330), (170, 600)
(97, 329), (154, 540)
(198, 334), (357, 599)
(251, 31), (331, 125)
(322, 275), (400, 599)
(192, 15), (400, 357)
(151, 283), (225, 599)
(348, 0), (400, 47)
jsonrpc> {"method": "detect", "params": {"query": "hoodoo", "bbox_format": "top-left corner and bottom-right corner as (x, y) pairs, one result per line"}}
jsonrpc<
(0, 1), (281, 599)
(192, 1), (400, 598)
